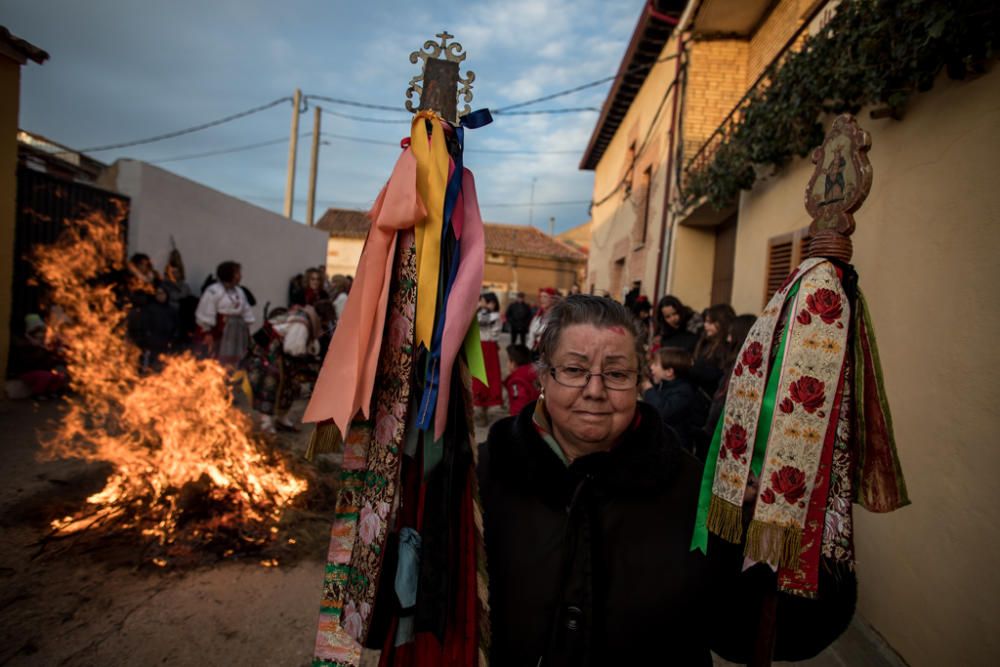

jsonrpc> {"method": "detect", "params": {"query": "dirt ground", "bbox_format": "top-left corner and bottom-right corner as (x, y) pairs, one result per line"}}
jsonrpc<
(0, 396), (333, 667)
(0, 349), (902, 667)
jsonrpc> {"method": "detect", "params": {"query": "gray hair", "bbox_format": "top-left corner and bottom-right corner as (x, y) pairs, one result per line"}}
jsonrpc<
(537, 294), (644, 368)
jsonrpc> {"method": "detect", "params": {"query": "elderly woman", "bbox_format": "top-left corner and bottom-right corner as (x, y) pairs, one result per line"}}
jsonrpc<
(477, 295), (854, 665)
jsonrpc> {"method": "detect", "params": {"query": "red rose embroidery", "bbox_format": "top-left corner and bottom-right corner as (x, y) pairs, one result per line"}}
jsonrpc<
(741, 341), (764, 376)
(806, 288), (843, 324)
(770, 465), (808, 504)
(796, 309), (812, 325)
(789, 376), (826, 413)
(733, 363), (744, 377)
(760, 488), (776, 504)
(779, 397), (794, 414)
(723, 424), (749, 458)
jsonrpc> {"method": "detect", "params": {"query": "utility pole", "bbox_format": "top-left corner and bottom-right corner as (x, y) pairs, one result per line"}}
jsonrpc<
(528, 176), (537, 227)
(306, 105), (322, 226)
(283, 88), (302, 219)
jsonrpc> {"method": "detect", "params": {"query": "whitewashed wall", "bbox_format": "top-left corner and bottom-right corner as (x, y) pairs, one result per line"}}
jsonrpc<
(105, 160), (327, 329)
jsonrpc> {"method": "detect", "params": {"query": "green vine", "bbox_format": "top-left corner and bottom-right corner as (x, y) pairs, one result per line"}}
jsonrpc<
(681, 0), (998, 210)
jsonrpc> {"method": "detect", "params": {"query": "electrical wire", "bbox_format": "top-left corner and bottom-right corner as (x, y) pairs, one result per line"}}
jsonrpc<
(149, 134), (312, 163)
(321, 108), (410, 124)
(492, 52), (680, 113)
(493, 107), (599, 116)
(305, 94), (402, 113)
(79, 97), (293, 152)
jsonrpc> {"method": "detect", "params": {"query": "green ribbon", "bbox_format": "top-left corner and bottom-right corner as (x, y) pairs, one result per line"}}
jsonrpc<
(691, 282), (800, 553)
(463, 317), (488, 384)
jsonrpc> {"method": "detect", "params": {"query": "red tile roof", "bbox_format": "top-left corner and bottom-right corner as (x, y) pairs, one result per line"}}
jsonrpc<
(315, 208), (370, 239)
(315, 208), (585, 262)
(483, 223), (586, 261)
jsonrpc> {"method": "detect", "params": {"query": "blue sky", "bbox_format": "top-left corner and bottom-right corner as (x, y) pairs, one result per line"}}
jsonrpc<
(5, 0), (644, 235)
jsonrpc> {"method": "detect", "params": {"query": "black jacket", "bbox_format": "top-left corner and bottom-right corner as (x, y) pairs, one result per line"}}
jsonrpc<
(479, 402), (711, 666)
(505, 300), (533, 331)
(478, 401), (856, 666)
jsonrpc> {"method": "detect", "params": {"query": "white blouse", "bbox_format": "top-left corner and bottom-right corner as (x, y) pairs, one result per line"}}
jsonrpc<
(478, 309), (502, 343)
(195, 283), (255, 330)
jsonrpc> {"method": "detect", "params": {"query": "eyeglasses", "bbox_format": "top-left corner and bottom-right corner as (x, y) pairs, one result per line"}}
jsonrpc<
(548, 365), (639, 390)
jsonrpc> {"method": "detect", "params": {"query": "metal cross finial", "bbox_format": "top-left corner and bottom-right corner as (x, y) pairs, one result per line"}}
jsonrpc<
(406, 31), (475, 123)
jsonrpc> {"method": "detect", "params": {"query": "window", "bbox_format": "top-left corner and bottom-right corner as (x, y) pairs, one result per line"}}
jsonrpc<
(764, 226), (813, 307)
(637, 165), (653, 248)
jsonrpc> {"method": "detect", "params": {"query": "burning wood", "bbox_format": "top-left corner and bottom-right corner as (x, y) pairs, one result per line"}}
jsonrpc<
(31, 205), (307, 563)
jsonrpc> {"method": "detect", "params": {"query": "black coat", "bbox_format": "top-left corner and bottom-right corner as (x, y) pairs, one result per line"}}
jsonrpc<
(505, 300), (533, 331)
(479, 402), (712, 666)
(478, 401), (857, 666)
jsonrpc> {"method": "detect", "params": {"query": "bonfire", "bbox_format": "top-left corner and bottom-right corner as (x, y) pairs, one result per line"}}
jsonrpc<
(32, 206), (307, 563)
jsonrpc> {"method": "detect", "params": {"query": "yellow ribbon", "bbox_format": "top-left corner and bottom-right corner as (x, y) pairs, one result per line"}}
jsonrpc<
(409, 111), (450, 349)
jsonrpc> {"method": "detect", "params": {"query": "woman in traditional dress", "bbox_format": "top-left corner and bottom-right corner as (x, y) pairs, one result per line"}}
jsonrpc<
(525, 286), (559, 354)
(194, 260), (254, 366)
(478, 295), (855, 665)
(472, 291), (503, 423)
(243, 305), (320, 434)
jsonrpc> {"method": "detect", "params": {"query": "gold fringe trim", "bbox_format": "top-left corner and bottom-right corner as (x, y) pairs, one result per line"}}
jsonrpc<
(745, 519), (802, 570)
(706, 496), (744, 544)
(304, 422), (343, 461)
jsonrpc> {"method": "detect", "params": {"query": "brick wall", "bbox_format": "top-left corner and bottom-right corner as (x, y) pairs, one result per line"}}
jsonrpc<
(681, 39), (748, 168)
(747, 0), (807, 84)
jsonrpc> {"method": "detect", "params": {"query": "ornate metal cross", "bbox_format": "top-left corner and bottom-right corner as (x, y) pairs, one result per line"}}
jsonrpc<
(405, 31), (475, 123)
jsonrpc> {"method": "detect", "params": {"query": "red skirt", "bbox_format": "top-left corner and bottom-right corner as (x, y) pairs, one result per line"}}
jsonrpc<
(472, 340), (503, 407)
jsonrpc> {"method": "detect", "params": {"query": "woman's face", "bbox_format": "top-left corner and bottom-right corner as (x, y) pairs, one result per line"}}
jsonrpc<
(540, 323), (638, 460)
(308, 273), (322, 289)
(539, 292), (552, 309)
(661, 305), (681, 329)
(704, 317), (719, 338)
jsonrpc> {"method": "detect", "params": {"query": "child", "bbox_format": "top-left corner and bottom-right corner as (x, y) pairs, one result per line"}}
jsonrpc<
(642, 347), (706, 454)
(503, 344), (540, 417)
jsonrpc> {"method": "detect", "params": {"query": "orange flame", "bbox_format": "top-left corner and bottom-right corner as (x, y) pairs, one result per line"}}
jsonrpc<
(33, 205), (306, 549)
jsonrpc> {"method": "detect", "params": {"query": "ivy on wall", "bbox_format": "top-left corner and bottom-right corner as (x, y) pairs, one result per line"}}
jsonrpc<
(681, 0), (998, 210)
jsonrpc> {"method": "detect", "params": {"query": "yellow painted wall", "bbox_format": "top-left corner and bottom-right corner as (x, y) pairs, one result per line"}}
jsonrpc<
(0, 57), (21, 390)
(588, 33), (681, 299)
(325, 237), (364, 278)
(665, 222), (716, 310)
(732, 69), (1000, 666)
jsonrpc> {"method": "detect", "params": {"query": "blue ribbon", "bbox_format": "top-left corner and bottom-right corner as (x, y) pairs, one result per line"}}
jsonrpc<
(415, 125), (465, 432)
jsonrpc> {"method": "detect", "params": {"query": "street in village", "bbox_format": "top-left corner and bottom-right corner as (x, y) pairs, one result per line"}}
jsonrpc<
(0, 336), (902, 667)
(2, 1), (999, 666)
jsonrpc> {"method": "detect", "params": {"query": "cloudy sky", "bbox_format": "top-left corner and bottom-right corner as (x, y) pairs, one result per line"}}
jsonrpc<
(5, 0), (643, 234)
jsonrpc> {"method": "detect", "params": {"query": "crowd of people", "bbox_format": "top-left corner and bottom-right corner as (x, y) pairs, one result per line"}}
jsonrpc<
(8, 251), (353, 436)
(471, 284), (756, 462)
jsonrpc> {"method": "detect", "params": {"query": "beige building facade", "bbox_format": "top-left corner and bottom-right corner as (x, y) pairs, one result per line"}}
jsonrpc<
(584, 1), (1000, 665)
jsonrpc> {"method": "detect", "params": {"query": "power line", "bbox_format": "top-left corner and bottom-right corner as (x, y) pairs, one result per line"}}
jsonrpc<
(149, 134), (313, 163)
(492, 52), (680, 113)
(79, 97), (292, 152)
(494, 107), (599, 116)
(321, 108), (409, 124)
(321, 132), (578, 156)
(305, 94), (401, 113)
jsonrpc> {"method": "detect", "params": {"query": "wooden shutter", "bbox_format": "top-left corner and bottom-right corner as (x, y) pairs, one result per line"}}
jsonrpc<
(763, 226), (814, 307)
(764, 233), (795, 305)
